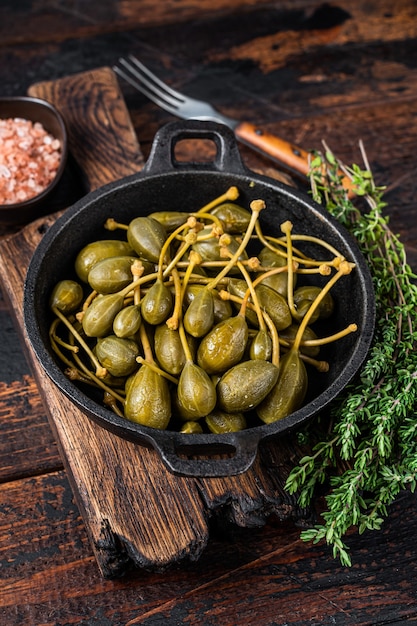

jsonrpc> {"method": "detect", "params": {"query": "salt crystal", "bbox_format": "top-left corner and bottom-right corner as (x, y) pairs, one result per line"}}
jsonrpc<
(0, 117), (62, 205)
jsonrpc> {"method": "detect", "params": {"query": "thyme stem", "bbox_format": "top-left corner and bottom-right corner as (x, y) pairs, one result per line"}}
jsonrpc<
(285, 145), (417, 567)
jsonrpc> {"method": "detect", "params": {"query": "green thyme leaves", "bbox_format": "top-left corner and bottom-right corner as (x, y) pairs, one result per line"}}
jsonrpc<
(285, 144), (417, 567)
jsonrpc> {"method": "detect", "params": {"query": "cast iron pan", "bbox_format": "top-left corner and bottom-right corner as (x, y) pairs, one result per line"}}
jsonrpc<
(23, 120), (375, 477)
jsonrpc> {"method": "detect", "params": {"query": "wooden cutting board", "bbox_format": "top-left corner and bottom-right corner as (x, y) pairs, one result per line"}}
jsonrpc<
(0, 67), (309, 578)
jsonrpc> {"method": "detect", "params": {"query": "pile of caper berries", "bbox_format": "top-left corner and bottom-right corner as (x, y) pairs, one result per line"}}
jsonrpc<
(49, 186), (357, 434)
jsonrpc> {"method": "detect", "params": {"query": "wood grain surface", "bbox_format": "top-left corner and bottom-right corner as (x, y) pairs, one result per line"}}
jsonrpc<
(1, 1), (417, 624)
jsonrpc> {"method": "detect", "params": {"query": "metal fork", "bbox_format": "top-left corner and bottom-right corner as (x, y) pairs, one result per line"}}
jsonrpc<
(114, 55), (237, 127)
(112, 55), (312, 179)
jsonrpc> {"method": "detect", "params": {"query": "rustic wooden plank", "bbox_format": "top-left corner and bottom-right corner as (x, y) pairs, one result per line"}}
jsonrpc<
(0, 470), (301, 625)
(0, 67), (147, 480)
(2, 1), (417, 118)
(0, 375), (61, 481)
(1, 469), (416, 625)
(3, 0), (416, 48)
(121, 493), (417, 626)
(0, 1), (311, 46)
(28, 67), (144, 192)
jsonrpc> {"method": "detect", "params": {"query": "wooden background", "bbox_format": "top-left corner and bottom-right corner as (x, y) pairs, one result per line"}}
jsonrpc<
(1, 0), (417, 624)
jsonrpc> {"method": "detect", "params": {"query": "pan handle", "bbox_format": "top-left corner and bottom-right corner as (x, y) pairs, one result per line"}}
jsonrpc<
(155, 432), (260, 478)
(142, 119), (248, 176)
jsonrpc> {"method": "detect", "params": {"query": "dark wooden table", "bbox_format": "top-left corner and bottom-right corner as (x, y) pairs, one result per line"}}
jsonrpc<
(1, 1), (417, 624)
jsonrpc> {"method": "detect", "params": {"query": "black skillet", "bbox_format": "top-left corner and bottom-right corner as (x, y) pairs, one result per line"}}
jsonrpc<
(23, 120), (375, 477)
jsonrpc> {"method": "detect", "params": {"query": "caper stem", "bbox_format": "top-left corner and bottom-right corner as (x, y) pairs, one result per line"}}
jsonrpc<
(66, 330), (126, 403)
(205, 199), (265, 291)
(166, 267), (183, 330)
(279, 323), (358, 350)
(298, 353), (329, 372)
(304, 323), (358, 346)
(50, 332), (79, 370)
(115, 272), (160, 300)
(236, 259), (266, 331)
(175, 272), (230, 289)
(281, 220), (298, 319)
(253, 264), (294, 287)
(103, 392), (125, 417)
(189, 212), (223, 231)
(177, 251), (203, 307)
(76, 289), (98, 323)
(50, 318), (79, 353)
(254, 224), (301, 260)
(71, 348), (126, 403)
(131, 259), (145, 306)
(195, 186), (239, 216)
(297, 264), (332, 276)
(139, 323), (155, 363)
(289, 234), (345, 260)
(136, 356), (179, 384)
(162, 229), (200, 277)
(157, 219), (193, 280)
(65, 366), (97, 385)
(260, 308), (280, 367)
(219, 291), (280, 367)
(292, 260), (355, 353)
(104, 217), (128, 231)
(51, 305), (107, 378)
(178, 321), (194, 363)
(255, 228), (341, 268)
(174, 258), (260, 270)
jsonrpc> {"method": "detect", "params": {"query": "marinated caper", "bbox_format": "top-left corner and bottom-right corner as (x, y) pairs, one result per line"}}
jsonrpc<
(183, 287), (214, 338)
(141, 279), (173, 325)
(154, 324), (188, 376)
(197, 314), (249, 375)
(50, 280), (83, 314)
(177, 361), (217, 420)
(210, 202), (251, 234)
(127, 216), (167, 263)
(82, 293), (124, 337)
(293, 286), (334, 323)
(257, 350), (308, 424)
(228, 279), (292, 331)
(95, 335), (139, 377)
(124, 364), (171, 429)
(75, 240), (135, 283)
(205, 410), (247, 433)
(258, 246), (292, 297)
(180, 421), (204, 434)
(148, 211), (189, 232)
(88, 256), (153, 294)
(184, 284), (232, 324)
(249, 329), (273, 361)
(217, 359), (279, 413)
(113, 304), (142, 338)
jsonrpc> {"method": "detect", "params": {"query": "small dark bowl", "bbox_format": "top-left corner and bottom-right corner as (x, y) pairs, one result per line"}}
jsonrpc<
(0, 96), (68, 223)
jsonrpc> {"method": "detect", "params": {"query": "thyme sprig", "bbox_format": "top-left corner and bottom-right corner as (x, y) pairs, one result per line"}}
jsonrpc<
(285, 143), (417, 566)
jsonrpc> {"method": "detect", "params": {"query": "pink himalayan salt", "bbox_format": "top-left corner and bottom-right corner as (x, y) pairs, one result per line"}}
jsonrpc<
(0, 116), (61, 205)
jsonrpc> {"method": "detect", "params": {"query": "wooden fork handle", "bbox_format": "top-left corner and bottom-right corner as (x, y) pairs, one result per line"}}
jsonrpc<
(234, 121), (355, 197)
